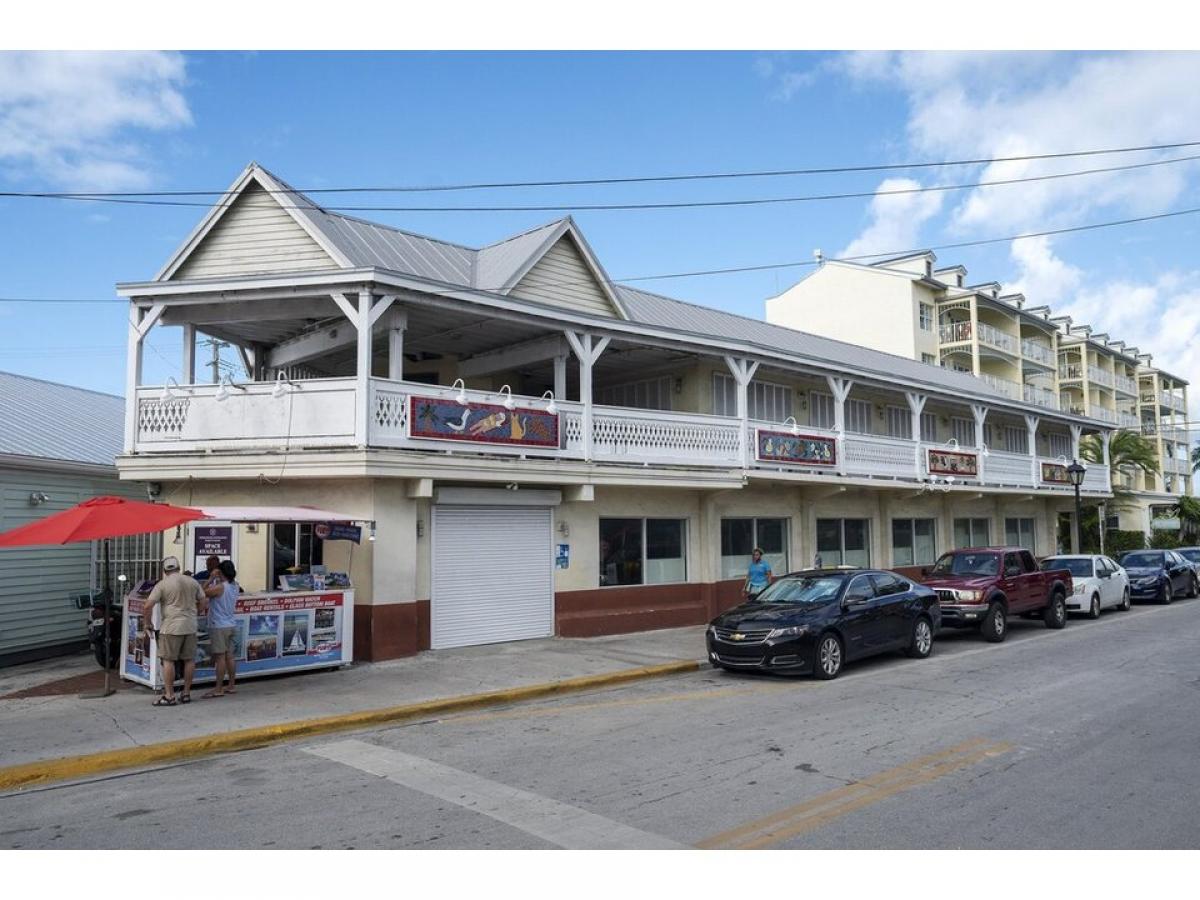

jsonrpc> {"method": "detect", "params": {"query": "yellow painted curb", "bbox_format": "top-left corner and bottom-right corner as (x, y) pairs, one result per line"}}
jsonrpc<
(0, 659), (701, 792)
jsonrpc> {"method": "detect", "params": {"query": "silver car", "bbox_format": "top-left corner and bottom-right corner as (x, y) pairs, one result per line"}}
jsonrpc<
(1040, 554), (1131, 618)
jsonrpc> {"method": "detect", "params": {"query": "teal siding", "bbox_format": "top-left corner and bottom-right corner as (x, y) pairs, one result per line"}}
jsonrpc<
(0, 468), (140, 658)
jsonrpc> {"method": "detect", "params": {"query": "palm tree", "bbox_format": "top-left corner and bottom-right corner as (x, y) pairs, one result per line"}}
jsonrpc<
(1191, 443), (1200, 475)
(1176, 495), (1200, 542)
(1080, 428), (1160, 510)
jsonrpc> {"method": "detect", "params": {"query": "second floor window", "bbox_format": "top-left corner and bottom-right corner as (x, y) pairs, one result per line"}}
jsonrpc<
(712, 373), (792, 422)
(810, 392), (835, 430)
(919, 302), (934, 331)
(886, 405), (911, 439)
(846, 398), (873, 435)
(951, 416), (975, 448)
(1047, 433), (1071, 459)
(1001, 425), (1028, 454)
(597, 376), (673, 411)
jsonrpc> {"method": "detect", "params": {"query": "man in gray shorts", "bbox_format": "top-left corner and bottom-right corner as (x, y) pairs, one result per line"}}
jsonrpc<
(143, 556), (204, 706)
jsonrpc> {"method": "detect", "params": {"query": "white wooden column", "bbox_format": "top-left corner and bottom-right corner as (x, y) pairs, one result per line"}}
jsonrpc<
(1069, 423), (1083, 462)
(826, 376), (853, 477)
(1101, 429), (1112, 493)
(1024, 414), (1040, 486)
(181, 323), (195, 385)
(565, 331), (610, 461)
(387, 308), (407, 381)
(971, 403), (988, 485)
(123, 302), (166, 453)
(724, 356), (760, 469)
(905, 392), (927, 479)
(333, 290), (397, 447)
(553, 353), (568, 403)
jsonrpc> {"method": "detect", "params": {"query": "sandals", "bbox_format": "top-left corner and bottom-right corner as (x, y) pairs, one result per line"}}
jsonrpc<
(153, 696), (177, 707)
(179, 693), (192, 704)
(201, 690), (224, 699)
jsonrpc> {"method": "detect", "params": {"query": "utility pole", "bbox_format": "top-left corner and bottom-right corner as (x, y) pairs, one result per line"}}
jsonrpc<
(199, 337), (230, 383)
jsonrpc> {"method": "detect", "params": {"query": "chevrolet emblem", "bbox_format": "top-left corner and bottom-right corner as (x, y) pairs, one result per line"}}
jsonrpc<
(731, 632), (746, 641)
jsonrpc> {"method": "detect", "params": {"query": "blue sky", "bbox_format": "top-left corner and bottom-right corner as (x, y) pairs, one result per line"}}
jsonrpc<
(1, 51), (1198, 407)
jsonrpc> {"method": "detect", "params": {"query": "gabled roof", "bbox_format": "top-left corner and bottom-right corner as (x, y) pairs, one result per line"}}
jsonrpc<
(0, 372), (124, 468)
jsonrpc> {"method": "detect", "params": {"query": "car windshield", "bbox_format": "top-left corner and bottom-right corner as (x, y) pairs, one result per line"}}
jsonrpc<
(1121, 552), (1163, 569)
(1178, 549), (1200, 563)
(931, 553), (998, 576)
(754, 575), (846, 605)
(1041, 558), (1093, 577)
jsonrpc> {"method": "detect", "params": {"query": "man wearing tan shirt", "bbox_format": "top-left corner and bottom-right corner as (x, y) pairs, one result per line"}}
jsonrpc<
(144, 556), (205, 706)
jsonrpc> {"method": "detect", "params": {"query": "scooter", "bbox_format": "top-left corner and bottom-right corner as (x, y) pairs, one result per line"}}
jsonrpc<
(81, 589), (122, 670)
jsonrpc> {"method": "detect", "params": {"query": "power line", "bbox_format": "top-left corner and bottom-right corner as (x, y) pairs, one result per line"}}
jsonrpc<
(5, 139), (1200, 198)
(5, 153), (1199, 213)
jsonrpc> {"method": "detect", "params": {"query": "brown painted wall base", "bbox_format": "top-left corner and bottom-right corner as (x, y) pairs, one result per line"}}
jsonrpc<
(353, 601), (429, 662)
(555, 580), (746, 638)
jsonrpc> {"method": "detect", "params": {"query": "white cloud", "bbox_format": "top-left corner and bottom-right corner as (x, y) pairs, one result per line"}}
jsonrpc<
(1006, 236), (1082, 306)
(839, 177), (944, 259)
(0, 51), (191, 191)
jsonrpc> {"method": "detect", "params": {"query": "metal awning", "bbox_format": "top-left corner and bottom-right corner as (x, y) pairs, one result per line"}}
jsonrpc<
(195, 505), (366, 523)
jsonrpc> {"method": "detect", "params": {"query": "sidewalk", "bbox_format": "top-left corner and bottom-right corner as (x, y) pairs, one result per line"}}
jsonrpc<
(0, 626), (707, 776)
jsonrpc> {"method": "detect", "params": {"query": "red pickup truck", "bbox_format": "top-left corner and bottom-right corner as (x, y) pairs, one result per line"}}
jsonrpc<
(921, 547), (1072, 642)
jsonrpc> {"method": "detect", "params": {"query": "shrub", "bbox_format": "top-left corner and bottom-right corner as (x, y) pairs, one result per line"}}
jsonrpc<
(1105, 529), (1147, 554)
(1150, 531), (1183, 550)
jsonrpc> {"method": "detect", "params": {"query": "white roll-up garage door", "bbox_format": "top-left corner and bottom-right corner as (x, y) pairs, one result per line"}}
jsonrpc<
(431, 505), (554, 649)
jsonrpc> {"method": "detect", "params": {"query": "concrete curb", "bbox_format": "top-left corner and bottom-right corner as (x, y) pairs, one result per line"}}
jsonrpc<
(0, 659), (702, 793)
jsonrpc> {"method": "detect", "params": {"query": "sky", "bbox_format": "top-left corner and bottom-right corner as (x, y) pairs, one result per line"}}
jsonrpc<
(1, 50), (1199, 423)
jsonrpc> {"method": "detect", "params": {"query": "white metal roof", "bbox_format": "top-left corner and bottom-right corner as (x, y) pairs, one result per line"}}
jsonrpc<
(0, 371), (124, 468)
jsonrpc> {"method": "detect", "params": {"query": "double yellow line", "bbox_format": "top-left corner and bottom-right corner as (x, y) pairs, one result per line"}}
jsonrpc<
(697, 737), (1014, 849)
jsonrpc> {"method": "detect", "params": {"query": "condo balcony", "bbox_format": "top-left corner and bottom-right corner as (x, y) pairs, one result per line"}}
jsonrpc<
(1020, 339), (1055, 368)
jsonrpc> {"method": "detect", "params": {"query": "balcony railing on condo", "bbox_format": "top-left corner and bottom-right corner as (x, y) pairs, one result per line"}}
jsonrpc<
(1022, 382), (1059, 409)
(1117, 411), (1139, 428)
(1113, 374), (1138, 396)
(980, 372), (1021, 400)
(976, 321), (1017, 354)
(1020, 339), (1055, 366)
(1090, 407), (1118, 424)
(1087, 365), (1115, 389)
(1059, 362), (1083, 381)
(939, 321), (972, 344)
(129, 379), (1110, 495)
(1161, 391), (1187, 413)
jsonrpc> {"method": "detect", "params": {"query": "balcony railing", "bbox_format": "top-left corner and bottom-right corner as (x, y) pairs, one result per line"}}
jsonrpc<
(1023, 383), (1059, 409)
(1059, 363), (1083, 381)
(131, 379), (1110, 494)
(1088, 365), (1115, 388)
(1161, 391), (1187, 413)
(980, 372), (1021, 400)
(1020, 339), (1055, 366)
(1113, 375), (1138, 396)
(977, 322), (1017, 354)
(1117, 411), (1139, 428)
(1090, 407), (1118, 424)
(939, 321), (972, 344)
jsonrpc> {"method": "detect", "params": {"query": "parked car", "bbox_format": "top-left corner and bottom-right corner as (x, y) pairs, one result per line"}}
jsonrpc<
(1118, 550), (1198, 604)
(706, 569), (940, 680)
(1175, 546), (1200, 577)
(1040, 554), (1130, 618)
(920, 547), (1071, 642)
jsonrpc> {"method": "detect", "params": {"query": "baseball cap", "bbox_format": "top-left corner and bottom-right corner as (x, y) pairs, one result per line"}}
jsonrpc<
(162, 556), (181, 572)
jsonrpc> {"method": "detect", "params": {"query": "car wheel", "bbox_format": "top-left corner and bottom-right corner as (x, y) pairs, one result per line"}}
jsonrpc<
(905, 616), (934, 659)
(1044, 592), (1067, 629)
(980, 602), (1007, 643)
(1088, 594), (1101, 619)
(813, 633), (843, 680)
(1189, 576), (1199, 599)
(1163, 582), (1174, 605)
(1121, 588), (1131, 611)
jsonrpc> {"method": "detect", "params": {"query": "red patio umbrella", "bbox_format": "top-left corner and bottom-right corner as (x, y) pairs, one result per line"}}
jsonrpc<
(0, 495), (208, 547)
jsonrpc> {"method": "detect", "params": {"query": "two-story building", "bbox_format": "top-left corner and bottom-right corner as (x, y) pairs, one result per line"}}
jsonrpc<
(769, 251), (1188, 540)
(115, 164), (1114, 660)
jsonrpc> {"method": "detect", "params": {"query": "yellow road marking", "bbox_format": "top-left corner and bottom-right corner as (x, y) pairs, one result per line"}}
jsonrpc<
(697, 738), (1014, 849)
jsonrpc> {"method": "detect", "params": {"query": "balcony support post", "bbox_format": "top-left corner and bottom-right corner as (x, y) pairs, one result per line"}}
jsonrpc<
(1069, 423), (1082, 464)
(553, 353), (568, 404)
(123, 302), (165, 453)
(971, 403), (988, 485)
(1101, 429), (1112, 494)
(724, 356), (760, 469)
(387, 308), (407, 381)
(181, 323), (195, 385)
(565, 331), (610, 461)
(826, 376), (853, 477)
(905, 392), (926, 480)
(1024, 414), (1040, 487)
(354, 290), (373, 447)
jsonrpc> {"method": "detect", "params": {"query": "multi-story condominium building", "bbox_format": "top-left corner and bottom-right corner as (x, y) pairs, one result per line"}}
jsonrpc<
(115, 165), (1113, 659)
(769, 252), (1189, 537)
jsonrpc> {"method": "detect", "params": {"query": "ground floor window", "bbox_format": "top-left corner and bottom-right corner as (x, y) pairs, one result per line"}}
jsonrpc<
(270, 523), (324, 589)
(816, 518), (870, 567)
(1004, 517), (1035, 549)
(599, 518), (686, 586)
(720, 517), (789, 579)
(892, 518), (937, 566)
(953, 517), (990, 549)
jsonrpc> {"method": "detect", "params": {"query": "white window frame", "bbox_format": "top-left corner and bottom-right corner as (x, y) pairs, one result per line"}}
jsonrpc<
(1047, 433), (1071, 459)
(1004, 517), (1036, 549)
(953, 517), (991, 548)
(597, 375), (674, 411)
(1001, 424), (1028, 454)
(919, 302), (934, 332)
(920, 411), (938, 443)
(950, 416), (975, 448)
(892, 518), (938, 566)
(885, 405), (911, 440)
(719, 517), (789, 579)
(713, 372), (793, 422)
(921, 352), (938, 366)
(816, 518), (872, 567)
(846, 398), (873, 435)
(810, 391), (835, 430)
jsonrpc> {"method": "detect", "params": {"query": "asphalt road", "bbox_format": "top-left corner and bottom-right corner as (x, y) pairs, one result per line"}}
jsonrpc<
(4, 598), (1200, 849)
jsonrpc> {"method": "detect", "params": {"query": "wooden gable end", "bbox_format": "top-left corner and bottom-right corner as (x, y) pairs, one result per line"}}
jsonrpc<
(171, 182), (338, 280)
(511, 235), (620, 318)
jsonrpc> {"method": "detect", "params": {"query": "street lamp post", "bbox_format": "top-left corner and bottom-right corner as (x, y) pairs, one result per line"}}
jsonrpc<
(1067, 459), (1087, 553)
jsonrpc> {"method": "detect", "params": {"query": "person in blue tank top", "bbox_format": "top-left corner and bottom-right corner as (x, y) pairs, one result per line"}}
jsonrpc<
(201, 560), (241, 698)
(744, 548), (774, 600)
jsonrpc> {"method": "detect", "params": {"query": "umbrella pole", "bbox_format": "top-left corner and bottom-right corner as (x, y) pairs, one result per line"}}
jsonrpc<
(81, 538), (116, 699)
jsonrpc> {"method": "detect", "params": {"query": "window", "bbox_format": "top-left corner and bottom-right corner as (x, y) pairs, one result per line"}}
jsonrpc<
(953, 518), (990, 548)
(844, 574), (875, 603)
(816, 518), (870, 567)
(712, 373), (793, 421)
(1001, 425), (1028, 454)
(871, 572), (910, 596)
(1047, 433), (1071, 459)
(919, 303), (934, 331)
(1005, 517), (1035, 548)
(886, 406), (911, 439)
(920, 412), (938, 442)
(599, 518), (686, 586)
(720, 517), (789, 579)
(921, 353), (938, 366)
(810, 392), (835, 430)
(892, 518), (937, 566)
(950, 416), (975, 448)
(597, 376), (673, 411)
(846, 398), (873, 435)
(270, 523), (324, 589)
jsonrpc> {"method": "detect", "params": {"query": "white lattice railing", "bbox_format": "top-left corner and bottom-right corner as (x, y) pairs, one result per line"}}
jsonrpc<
(843, 434), (918, 480)
(985, 450), (1035, 487)
(591, 406), (741, 466)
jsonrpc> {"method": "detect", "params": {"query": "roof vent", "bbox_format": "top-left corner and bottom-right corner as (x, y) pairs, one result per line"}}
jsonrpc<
(814, 248), (824, 266)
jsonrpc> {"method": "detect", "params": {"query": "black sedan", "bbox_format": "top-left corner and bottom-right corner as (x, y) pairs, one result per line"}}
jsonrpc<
(1118, 550), (1198, 604)
(706, 569), (941, 680)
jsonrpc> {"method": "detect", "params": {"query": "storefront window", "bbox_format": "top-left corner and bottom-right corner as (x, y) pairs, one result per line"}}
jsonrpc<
(953, 518), (990, 549)
(720, 517), (788, 578)
(816, 518), (870, 567)
(1004, 517), (1036, 549)
(599, 518), (686, 586)
(270, 523), (324, 589)
(892, 518), (937, 566)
